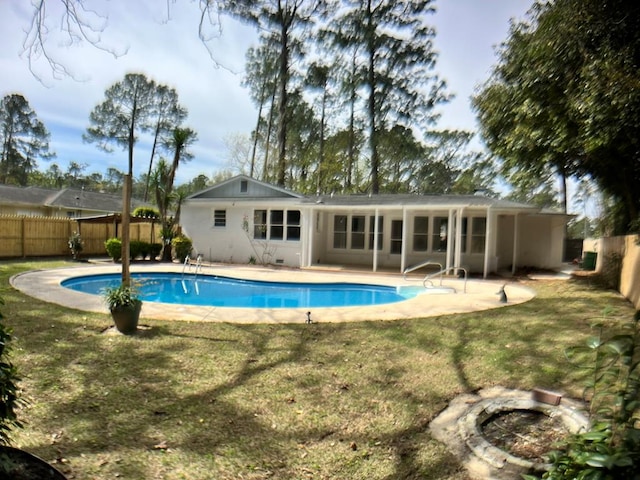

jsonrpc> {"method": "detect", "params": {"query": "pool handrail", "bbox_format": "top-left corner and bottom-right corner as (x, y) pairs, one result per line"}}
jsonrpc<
(403, 260), (443, 281)
(423, 266), (468, 293)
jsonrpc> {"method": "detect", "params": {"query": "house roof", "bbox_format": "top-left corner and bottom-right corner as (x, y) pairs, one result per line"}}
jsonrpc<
(185, 175), (558, 213)
(302, 193), (540, 210)
(0, 184), (149, 213)
(187, 175), (304, 200)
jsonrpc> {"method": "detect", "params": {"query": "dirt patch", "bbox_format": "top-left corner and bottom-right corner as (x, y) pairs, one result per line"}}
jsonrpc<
(481, 409), (569, 462)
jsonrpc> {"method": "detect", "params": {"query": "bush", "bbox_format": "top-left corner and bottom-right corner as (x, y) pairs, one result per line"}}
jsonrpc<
(104, 238), (122, 262)
(172, 235), (193, 261)
(68, 231), (83, 259)
(139, 241), (151, 260)
(129, 240), (144, 260)
(0, 297), (23, 445)
(149, 243), (162, 260)
(132, 207), (160, 219)
(524, 311), (640, 480)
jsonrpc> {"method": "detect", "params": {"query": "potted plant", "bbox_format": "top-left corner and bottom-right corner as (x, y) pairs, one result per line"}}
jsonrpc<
(67, 232), (83, 260)
(102, 284), (142, 334)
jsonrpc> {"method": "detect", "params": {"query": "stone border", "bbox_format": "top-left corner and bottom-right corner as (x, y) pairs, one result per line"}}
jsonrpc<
(430, 387), (589, 480)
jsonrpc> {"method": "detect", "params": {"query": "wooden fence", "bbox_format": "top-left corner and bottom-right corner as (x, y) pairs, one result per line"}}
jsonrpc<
(0, 215), (159, 258)
(584, 234), (640, 310)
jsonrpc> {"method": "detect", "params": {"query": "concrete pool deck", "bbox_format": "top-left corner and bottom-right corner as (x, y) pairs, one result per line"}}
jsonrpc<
(10, 262), (536, 324)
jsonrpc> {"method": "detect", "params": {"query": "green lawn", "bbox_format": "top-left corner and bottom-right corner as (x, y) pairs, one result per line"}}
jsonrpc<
(0, 260), (635, 479)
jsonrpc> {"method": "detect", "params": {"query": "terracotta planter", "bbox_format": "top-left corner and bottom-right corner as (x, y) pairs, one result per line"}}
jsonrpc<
(110, 300), (142, 334)
(0, 446), (67, 479)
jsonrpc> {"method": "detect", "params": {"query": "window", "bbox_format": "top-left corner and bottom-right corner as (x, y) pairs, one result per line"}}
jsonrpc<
(240, 179), (248, 193)
(471, 217), (486, 253)
(213, 209), (226, 227)
(287, 210), (301, 240)
(252, 209), (301, 241)
(460, 217), (468, 253)
(351, 216), (366, 249)
(413, 216), (429, 251)
(254, 210), (267, 239)
(369, 215), (383, 250)
(433, 217), (448, 252)
(270, 210), (284, 240)
(333, 215), (347, 248)
(390, 220), (403, 254)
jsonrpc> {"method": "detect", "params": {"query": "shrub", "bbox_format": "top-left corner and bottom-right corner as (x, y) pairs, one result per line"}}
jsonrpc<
(172, 235), (193, 261)
(132, 207), (160, 219)
(68, 231), (83, 259)
(129, 240), (144, 260)
(104, 238), (122, 262)
(149, 243), (162, 260)
(0, 296), (23, 445)
(524, 311), (640, 480)
(139, 241), (151, 260)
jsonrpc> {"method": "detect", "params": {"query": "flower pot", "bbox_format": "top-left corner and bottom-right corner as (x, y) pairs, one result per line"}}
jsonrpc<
(110, 300), (142, 334)
(0, 446), (67, 479)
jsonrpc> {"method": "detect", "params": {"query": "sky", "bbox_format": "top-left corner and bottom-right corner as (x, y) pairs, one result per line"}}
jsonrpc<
(0, 0), (533, 187)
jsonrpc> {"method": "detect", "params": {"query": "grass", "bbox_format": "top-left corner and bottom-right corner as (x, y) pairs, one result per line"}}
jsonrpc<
(0, 259), (636, 479)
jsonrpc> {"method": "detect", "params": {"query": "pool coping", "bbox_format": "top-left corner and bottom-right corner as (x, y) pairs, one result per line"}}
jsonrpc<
(10, 263), (536, 324)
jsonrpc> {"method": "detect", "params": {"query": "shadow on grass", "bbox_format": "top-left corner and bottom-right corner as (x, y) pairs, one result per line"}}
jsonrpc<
(2, 266), (636, 479)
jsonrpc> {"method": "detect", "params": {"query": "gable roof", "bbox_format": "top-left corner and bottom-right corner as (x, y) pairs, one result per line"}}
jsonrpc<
(0, 184), (149, 213)
(187, 175), (304, 201)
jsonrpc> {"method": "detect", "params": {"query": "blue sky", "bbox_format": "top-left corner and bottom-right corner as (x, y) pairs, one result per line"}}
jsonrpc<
(0, 0), (532, 186)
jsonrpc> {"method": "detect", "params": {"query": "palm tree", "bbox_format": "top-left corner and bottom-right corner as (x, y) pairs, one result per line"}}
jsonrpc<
(153, 127), (198, 261)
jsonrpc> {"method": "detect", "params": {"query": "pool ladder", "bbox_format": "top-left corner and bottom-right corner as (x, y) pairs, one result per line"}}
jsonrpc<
(182, 254), (203, 280)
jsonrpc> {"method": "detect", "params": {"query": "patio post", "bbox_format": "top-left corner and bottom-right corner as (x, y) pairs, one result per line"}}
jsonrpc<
(454, 207), (464, 273)
(483, 205), (494, 279)
(446, 209), (455, 272)
(512, 213), (520, 275)
(373, 208), (380, 272)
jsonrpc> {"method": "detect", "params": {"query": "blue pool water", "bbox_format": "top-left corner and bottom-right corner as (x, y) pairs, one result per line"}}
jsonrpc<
(61, 272), (419, 308)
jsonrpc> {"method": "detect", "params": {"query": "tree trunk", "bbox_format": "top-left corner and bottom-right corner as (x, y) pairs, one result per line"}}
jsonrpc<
(276, 19), (289, 187)
(143, 119), (162, 201)
(366, 0), (379, 194)
(121, 173), (132, 286)
(250, 77), (267, 178)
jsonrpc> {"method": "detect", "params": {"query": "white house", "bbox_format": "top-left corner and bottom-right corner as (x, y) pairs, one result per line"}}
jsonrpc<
(181, 175), (569, 278)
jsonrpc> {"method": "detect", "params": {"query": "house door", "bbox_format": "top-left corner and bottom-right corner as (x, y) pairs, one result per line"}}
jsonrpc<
(390, 220), (403, 254)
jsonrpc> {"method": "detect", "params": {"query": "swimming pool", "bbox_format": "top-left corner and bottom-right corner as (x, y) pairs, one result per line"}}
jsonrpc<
(61, 272), (421, 308)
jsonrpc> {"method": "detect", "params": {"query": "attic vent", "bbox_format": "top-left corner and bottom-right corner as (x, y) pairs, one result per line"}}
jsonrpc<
(240, 180), (248, 193)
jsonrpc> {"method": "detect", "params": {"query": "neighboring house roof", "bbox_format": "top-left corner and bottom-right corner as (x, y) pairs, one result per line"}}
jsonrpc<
(0, 184), (149, 213)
